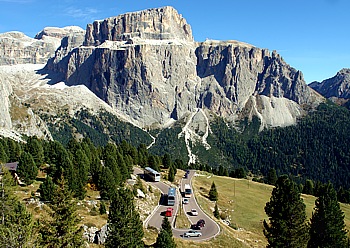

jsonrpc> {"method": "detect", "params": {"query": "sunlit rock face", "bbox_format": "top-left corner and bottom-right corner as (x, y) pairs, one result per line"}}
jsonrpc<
(43, 6), (323, 129)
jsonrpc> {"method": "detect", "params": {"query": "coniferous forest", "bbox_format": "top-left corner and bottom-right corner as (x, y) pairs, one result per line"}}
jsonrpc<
(1, 101), (350, 246)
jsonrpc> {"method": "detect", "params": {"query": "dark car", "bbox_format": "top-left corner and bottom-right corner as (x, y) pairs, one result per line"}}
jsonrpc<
(196, 219), (206, 228)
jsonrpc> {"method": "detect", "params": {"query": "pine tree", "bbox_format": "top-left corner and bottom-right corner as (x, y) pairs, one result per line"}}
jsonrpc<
(308, 183), (347, 248)
(214, 202), (220, 219)
(105, 154), (122, 185)
(209, 181), (218, 201)
(168, 164), (176, 182)
(17, 151), (38, 185)
(303, 179), (314, 195)
(266, 168), (277, 185)
(0, 167), (35, 247)
(106, 188), (144, 248)
(98, 167), (117, 200)
(162, 153), (172, 169)
(155, 216), (176, 248)
(39, 176), (84, 248)
(263, 175), (309, 248)
(0, 143), (8, 163)
(25, 136), (44, 167)
(73, 149), (89, 199)
(39, 176), (56, 202)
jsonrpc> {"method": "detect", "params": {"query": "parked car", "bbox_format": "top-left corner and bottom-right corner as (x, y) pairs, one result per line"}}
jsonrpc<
(190, 209), (198, 216)
(182, 198), (189, 204)
(183, 230), (202, 237)
(196, 219), (206, 228)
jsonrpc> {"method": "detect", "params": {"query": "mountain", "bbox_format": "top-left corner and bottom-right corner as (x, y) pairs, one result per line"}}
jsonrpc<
(309, 69), (350, 107)
(0, 6), (323, 151)
(44, 6), (322, 131)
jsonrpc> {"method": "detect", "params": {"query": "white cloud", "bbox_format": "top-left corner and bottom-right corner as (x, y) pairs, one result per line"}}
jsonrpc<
(64, 7), (99, 19)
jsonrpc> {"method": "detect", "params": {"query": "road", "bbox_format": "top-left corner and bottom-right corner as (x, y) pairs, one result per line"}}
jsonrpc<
(134, 167), (220, 241)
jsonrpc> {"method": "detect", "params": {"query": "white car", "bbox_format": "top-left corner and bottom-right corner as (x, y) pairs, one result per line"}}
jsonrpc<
(184, 230), (202, 237)
(190, 209), (198, 216)
(183, 198), (189, 204)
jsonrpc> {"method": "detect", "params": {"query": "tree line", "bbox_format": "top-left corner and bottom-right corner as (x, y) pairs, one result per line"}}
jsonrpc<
(0, 136), (181, 247)
(264, 175), (349, 247)
(206, 102), (350, 203)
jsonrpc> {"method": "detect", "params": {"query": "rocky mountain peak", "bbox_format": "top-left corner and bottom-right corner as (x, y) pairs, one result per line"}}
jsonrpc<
(84, 6), (193, 46)
(35, 26), (85, 40)
(310, 68), (350, 99)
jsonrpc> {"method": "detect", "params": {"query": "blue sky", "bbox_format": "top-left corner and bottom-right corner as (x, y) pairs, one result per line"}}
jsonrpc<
(0, 0), (349, 83)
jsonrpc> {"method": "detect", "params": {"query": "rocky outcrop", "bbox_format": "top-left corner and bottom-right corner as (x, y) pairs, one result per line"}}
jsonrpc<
(0, 71), (12, 129)
(46, 37), (199, 128)
(44, 6), (322, 130)
(84, 6), (193, 46)
(310, 68), (350, 99)
(0, 26), (85, 66)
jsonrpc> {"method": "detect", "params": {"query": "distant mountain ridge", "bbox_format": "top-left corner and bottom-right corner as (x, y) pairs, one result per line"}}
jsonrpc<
(310, 68), (350, 99)
(44, 6), (323, 132)
(0, 6), (325, 150)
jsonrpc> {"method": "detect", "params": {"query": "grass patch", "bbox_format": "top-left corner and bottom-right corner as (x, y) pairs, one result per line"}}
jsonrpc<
(192, 171), (350, 248)
(175, 203), (191, 229)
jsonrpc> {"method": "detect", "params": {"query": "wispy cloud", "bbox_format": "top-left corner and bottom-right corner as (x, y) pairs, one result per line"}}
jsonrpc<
(64, 7), (99, 20)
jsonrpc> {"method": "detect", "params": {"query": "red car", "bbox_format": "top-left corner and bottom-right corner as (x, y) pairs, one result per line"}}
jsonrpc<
(165, 207), (174, 217)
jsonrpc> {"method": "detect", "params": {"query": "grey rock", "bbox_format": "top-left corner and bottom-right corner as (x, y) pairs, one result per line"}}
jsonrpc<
(0, 75), (12, 129)
(84, 6), (193, 46)
(309, 68), (350, 99)
(0, 26), (85, 66)
(82, 225), (99, 243)
(95, 224), (108, 244)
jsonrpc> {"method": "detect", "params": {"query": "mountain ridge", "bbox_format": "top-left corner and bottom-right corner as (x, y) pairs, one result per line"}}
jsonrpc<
(0, 6), (325, 152)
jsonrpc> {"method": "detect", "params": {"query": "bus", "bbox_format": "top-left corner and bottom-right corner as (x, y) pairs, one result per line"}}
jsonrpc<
(167, 187), (176, 206)
(144, 167), (161, 182)
(184, 184), (192, 198)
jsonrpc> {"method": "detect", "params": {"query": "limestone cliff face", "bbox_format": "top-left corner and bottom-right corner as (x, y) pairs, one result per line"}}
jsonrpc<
(195, 40), (321, 126)
(45, 6), (323, 129)
(0, 71), (12, 129)
(47, 38), (199, 128)
(0, 26), (85, 66)
(84, 6), (193, 46)
(310, 68), (350, 99)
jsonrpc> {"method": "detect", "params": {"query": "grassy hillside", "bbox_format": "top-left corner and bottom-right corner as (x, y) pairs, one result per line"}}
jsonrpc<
(191, 171), (350, 248)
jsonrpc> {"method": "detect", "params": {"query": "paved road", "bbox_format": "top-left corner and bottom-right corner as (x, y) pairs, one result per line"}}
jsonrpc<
(134, 167), (220, 241)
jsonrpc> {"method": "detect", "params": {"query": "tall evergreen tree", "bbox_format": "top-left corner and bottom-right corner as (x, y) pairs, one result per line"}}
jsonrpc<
(105, 154), (122, 185)
(155, 216), (176, 248)
(25, 136), (44, 167)
(39, 176), (84, 248)
(162, 153), (172, 169)
(73, 149), (89, 199)
(266, 168), (277, 185)
(263, 175), (309, 248)
(168, 164), (176, 182)
(106, 188), (144, 248)
(39, 176), (56, 202)
(0, 167), (35, 247)
(214, 202), (220, 219)
(17, 151), (38, 185)
(303, 179), (314, 195)
(98, 167), (116, 200)
(308, 183), (347, 248)
(0, 143), (8, 163)
(208, 181), (218, 201)
(6, 138), (21, 162)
